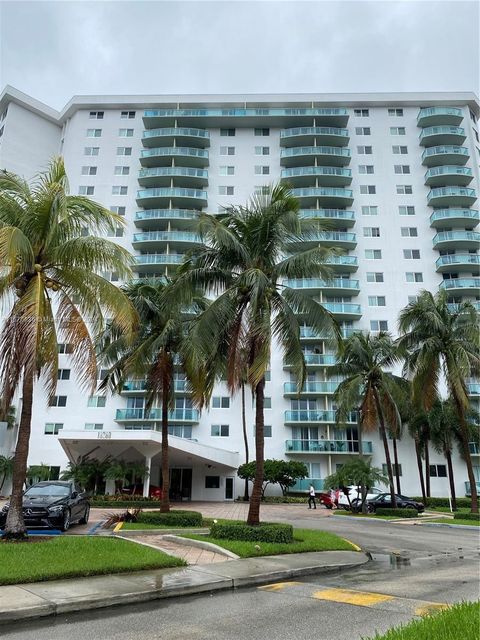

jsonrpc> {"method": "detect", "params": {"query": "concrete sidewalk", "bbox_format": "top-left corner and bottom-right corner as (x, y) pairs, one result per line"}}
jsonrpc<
(0, 550), (368, 625)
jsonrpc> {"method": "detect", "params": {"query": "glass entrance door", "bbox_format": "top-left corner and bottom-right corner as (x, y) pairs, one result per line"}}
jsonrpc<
(225, 477), (234, 500)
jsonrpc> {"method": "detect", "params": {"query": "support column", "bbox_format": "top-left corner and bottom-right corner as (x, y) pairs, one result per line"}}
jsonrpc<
(143, 455), (152, 497)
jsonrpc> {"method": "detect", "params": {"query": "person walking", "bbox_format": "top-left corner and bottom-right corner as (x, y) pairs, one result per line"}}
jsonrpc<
(308, 484), (317, 509)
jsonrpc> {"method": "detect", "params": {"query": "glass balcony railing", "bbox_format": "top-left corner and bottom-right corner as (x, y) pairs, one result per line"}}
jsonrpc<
(284, 381), (339, 394)
(136, 188), (208, 201)
(291, 478), (325, 491)
(135, 254), (185, 265)
(285, 410), (357, 423)
(144, 107), (349, 119)
(133, 231), (200, 244)
(115, 408), (199, 421)
(325, 255), (359, 268)
(433, 230), (480, 245)
(299, 209), (355, 222)
(291, 188), (354, 203)
(290, 231), (356, 245)
(439, 278), (480, 291)
(447, 301), (480, 312)
(430, 209), (479, 225)
(281, 146), (351, 160)
(436, 254), (480, 269)
(299, 326), (356, 339)
(425, 166), (473, 182)
(140, 147), (209, 160)
(427, 187), (476, 205)
(122, 379), (187, 392)
(285, 439), (372, 453)
(285, 354), (337, 366)
(321, 302), (362, 315)
(138, 167), (208, 180)
(467, 384), (480, 395)
(422, 146), (469, 164)
(469, 443), (480, 454)
(417, 107), (463, 126)
(281, 126), (349, 140)
(142, 127), (210, 140)
(281, 166), (352, 180)
(284, 278), (359, 291)
(420, 125), (465, 139)
(465, 481), (480, 496)
(135, 209), (199, 222)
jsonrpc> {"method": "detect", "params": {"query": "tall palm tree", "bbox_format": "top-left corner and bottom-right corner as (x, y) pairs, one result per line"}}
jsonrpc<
(398, 290), (480, 513)
(0, 456), (14, 494)
(176, 184), (339, 525)
(0, 157), (137, 539)
(331, 332), (405, 509)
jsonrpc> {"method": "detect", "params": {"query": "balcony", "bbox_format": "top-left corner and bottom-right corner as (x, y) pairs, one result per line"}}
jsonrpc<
(436, 253), (480, 273)
(121, 379), (187, 394)
(433, 230), (480, 250)
(299, 326), (356, 340)
(422, 146), (469, 167)
(281, 166), (352, 186)
(280, 126), (349, 147)
(465, 481), (480, 496)
(284, 410), (357, 425)
(291, 478), (325, 491)
(115, 408), (199, 423)
(136, 188), (208, 209)
(283, 278), (360, 295)
(447, 301), (480, 313)
(417, 107), (463, 127)
(132, 231), (201, 250)
(288, 231), (357, 250)
(467, 384), (480, 397)
(290, 187), (354, 207)
(439, 278), (480, 295)
(430, 209), (479, 229)
(284, 354), (337, 369)
(134, 209), (199, 230)
(139, 147), (209, 168)
(142, 127), (210, 148)
(138, 167), (208, 188)
(284, 381), (339, 396)
(325, 255), (359, 272)
(299, 209), (355, 228)
(280, 146), (351, 167)
(135, 254), (185, 272)
(419, 126), (466, 147)
(427, 187), (476, 208)
(321, 302), (362, 319)
(285, 439), (372, 454)
(424, 166), (473, 187)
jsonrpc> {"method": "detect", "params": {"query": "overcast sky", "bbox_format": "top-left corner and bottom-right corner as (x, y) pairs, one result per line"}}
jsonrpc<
(0, 0), (478, 110)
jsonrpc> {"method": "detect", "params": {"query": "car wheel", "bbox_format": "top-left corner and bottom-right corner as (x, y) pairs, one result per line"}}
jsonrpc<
(351, 499), (361, 513)
(60, 508), (71, 532)
(367, 504), (375, 514)
(79, 504), (90, 525)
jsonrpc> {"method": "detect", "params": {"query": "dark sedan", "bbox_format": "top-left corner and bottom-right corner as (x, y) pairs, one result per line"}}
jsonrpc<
(0, 481), (90, 531)
(367, 493), (425, 513)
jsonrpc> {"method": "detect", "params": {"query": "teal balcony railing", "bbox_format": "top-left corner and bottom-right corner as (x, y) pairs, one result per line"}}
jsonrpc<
(115, 408), (199, 421)
(420, 125), (465, 139)
(284, 381), (339, 394)
(284, 278), (360, 291)
(140, 147), (209, 160)
(300, 354), (337, 366)
(433, 230), (480, 245)
(135, 254), (185, 265)
(133, 231), (201, 244)
(285, 439), (372, 453)
(281, 166), (352, 180)
(135, 209), (199, 223)
(144, 107), (349, 119)
(430, 209), (479, 225)
(280, 126), (349, 140)
(122, 379), (187, 392)
(417, 107), (463, 125)
(427, 187), (476, 205)
(299, 326), (356, 339)
(469, 442), (480, 454)
(142, 127), (210, 141)
(467, 383), (480, 395)
(465, 481), (480, 496)
(284, 410), (357, 423)
(436, 254), (480, 269)
(281, 146), (351, 160)
(291, 478), (325, 491)
(321, 302), (361, 315)
(425, 166), (473, 181)
(325, 255), (359, 268)
(299, 209), (355, 222)
(138, 167), (208, 180)
(447, 301), (480, 312)
(439, 278), (480, 291)
(422, 146), (469, 163)
(297, 231), (356, 244)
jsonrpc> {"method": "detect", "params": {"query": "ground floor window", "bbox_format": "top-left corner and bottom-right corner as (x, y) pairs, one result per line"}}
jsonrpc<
(429, 464), (447, 478)
(205, 475), (220, 489)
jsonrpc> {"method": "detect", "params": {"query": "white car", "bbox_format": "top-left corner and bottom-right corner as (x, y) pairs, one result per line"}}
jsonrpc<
(337, 486), (383, 509)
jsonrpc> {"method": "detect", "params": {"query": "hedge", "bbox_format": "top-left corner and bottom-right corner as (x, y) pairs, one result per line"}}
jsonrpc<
(375, 508), (418, 518)
(240, 496), (306, 504)
(92, 500), (162, 508)
(136, 510), (203, 527)
(210, 522), (294, 543)
(453, 512), (480, 521)
(411, 497), (472, 509)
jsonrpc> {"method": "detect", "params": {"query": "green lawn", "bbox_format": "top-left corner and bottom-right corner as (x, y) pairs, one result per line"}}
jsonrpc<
(422, 518), (480, 527)
(182, 528), (357, 557)
(426, 507), (472, 514)
(362, 601), (479, 640)
(333, 512), (412, 520)
(0, 536), (185, 585)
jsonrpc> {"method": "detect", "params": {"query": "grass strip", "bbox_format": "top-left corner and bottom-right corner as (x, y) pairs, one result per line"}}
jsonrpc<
(0, 536), (185, 585)
(421, 518), (480, 527)
(333, 512), (406, 520)
(362, 601), (479, 640)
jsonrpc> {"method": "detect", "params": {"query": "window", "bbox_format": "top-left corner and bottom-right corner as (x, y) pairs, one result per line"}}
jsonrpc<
(361, 206), (378, 216)
(219, 165), (235, 176)
(406, 272), (423, 282)
(254, 165), (270, 175)
(264, 397), (272, 409)
(394, 165), (410, 174)
(49, 396), (67, 407)
(87, 396), (107, 408)
(408, 295), (419, 303)
(168, 425), (192, 439)
(114, 166), (130, 175)
(390, 127), (406, 135)
(84, 147), (99, 156)
(254, 186), (270, 195)
(218, 186), (234, 195)
(254, 146), (270, 155)
(392, 145), (408, 154)
(118, 128), (134, 137)
(253, 425), (272, 437)
(360, 185), (376, 194)
(81, 166), (97, 175)
(429, 464), (447, 478)
(368, 296), (386, 306)
(388, 108), (403, 116)
(112, 186), (128, 195)
(89, 111), (104, 119)
(363, 227), (381, 237)
(205, 476), (220, 489)
(370, 320), (388, 331)
(401, 227), (418, 237)
(399, 205), (415, 216)
(357, 146), (373, 154)
(86, 128), (102, 137)
(254, 128), (270, 136)
(382, 464), (402, 476)
(116, 147), (132, 156)
(57, 343), (73, 354)
(44, 423), (63, 435)
(85, 423), (103, 431)
(396, 185), (413, 194)
(121, 110), (136, 119)
(366, 272), (384, 282)
(110, 206), (126, 215)
(107, 227), (124, 238)
(365, 249), (382, 259)
(358, 165), (374, 174)
(98, 369), (109, 380)
(211, 424), (229, 437)
(102, 271), (119, 282)
(78, 186), (94, 195)
(403, 249), (421, 259)
(57, 369), (70, 380)
(220, 128), (235, 136)
(355, 127), (371, 135)
(212, 397), (230, 409)
(354, 109), (369, 117)
(220, 146), (235, 155)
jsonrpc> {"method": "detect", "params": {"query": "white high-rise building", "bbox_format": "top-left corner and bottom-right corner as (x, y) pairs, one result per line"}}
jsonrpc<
(0, 86), (478, 501)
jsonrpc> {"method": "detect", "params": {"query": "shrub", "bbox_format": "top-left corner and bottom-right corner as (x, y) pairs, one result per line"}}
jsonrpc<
(411, 497), (472, 509)
(136, 510), (203, 527)
(92, 500), (162, 508)
(453, 512), (480, 521)
(375, 508), (418, 518)
(210, 521), (294, 543)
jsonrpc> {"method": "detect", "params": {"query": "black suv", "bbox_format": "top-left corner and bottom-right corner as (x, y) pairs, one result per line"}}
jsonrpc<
(0, 481), (90, 531)
(367, 493), (425, 513)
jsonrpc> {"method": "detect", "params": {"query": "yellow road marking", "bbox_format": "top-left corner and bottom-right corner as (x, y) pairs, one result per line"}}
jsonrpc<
(312, 588), (394, 607)
(113, 522), (123, 532)
(341, 537), (362, 552)
(259, 581), (304, 592)
(415, 603), (449, 617)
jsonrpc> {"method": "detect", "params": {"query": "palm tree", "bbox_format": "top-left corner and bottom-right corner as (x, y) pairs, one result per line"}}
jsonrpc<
(402, 404), (429, 504)
(0, 157), (137, 539)
(177, 184), (339, 525)
(104, 459), (130, 494)
(0, 456), (14, 494)
(331, 332), (404, 509)
(398, 290), (480, 513)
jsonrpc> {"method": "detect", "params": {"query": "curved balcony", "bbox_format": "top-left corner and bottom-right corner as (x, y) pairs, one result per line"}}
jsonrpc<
(430, 209), (479, 229)
(284, 354), (337, 369)
(285, 439), (372, 454)
(427, 187), (476, 208)
(433, 230), (480, 250)
(135, 254), (185, 273)
(284, 410), (356, 425)
(136, 187), (208, 209)
(283, 278), (360, 296)
(299, 209), (355, 228)
(132, 231), (201, 250)
(115, 408), (199, 423)
(142, 127), (210, 148)
(280, 126), (349, 147)
(280, 146), (351, 167)
(299, 326), (356, 341)
(439, 278), (480, 295)
(281, 166), (352, 187)
(284, 381), (339, 396)
(121, 379), (187, 395)
(447, 301), (480, 313)
(321, 302), (362, 319)
(419, 126), (466, 147)
(424, 166), (473, 187)
(290, 187), (354, 208)
(436, 253), (480, 273)
(288, 231), (357, 249)
(325, 255), (359, 272)
(140, 147), (209, 168)
(422, 146), (469, 167)
(134, 209), (199, 230)
(417, 107), (463, 127)
(467, 384), (480, 397)
(138, 167), (208, 188)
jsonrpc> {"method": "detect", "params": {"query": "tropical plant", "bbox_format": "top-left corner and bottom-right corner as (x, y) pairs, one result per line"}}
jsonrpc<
(398, 290), (480, 512)
(324, 458), (388, 511)
(177, 183), (338, 525)
(104, 459), (130, 494)
(237, 459), (308, 498)
(0, 455), (14, 493)
(331, 332), (405, 508)
(401, 402), (430, 504)
(26, 463), (50, 485)
(61, 456), (111, 494)
(126, 460), (150, 494)
(0, 157), (137, 539)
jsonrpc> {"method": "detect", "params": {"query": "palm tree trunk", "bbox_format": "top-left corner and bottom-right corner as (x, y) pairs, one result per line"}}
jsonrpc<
(2, 371), (34, 540)
(241, 383), (249, 502)
(160, 372), (171, 513)
(372, 388), (397, 509)
(424, 438), (431, 499)
(452, 397), (478, 513)
(392, 437), (402, 495)
(445, 448), (457, 512)
(414, 436), (427, 504)
(247, 377), (265, 526)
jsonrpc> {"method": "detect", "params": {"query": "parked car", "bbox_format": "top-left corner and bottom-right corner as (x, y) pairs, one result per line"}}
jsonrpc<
(337, 486), (383, 510)
(318, 492), (336, 509)
(366, 493), (425, 513)
(0, 481), (90, 531)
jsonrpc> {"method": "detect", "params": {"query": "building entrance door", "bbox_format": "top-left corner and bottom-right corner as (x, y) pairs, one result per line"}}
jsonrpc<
(169, 468), (192, 501)
(225, 477), (234, 501)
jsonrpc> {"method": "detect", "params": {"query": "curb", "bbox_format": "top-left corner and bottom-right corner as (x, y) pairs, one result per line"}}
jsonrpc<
(162, 534), (240, 559)
(411, 521), (480, 530)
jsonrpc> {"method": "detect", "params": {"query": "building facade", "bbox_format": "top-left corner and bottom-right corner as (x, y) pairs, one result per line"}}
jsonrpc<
(0, 86), (479, 501)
